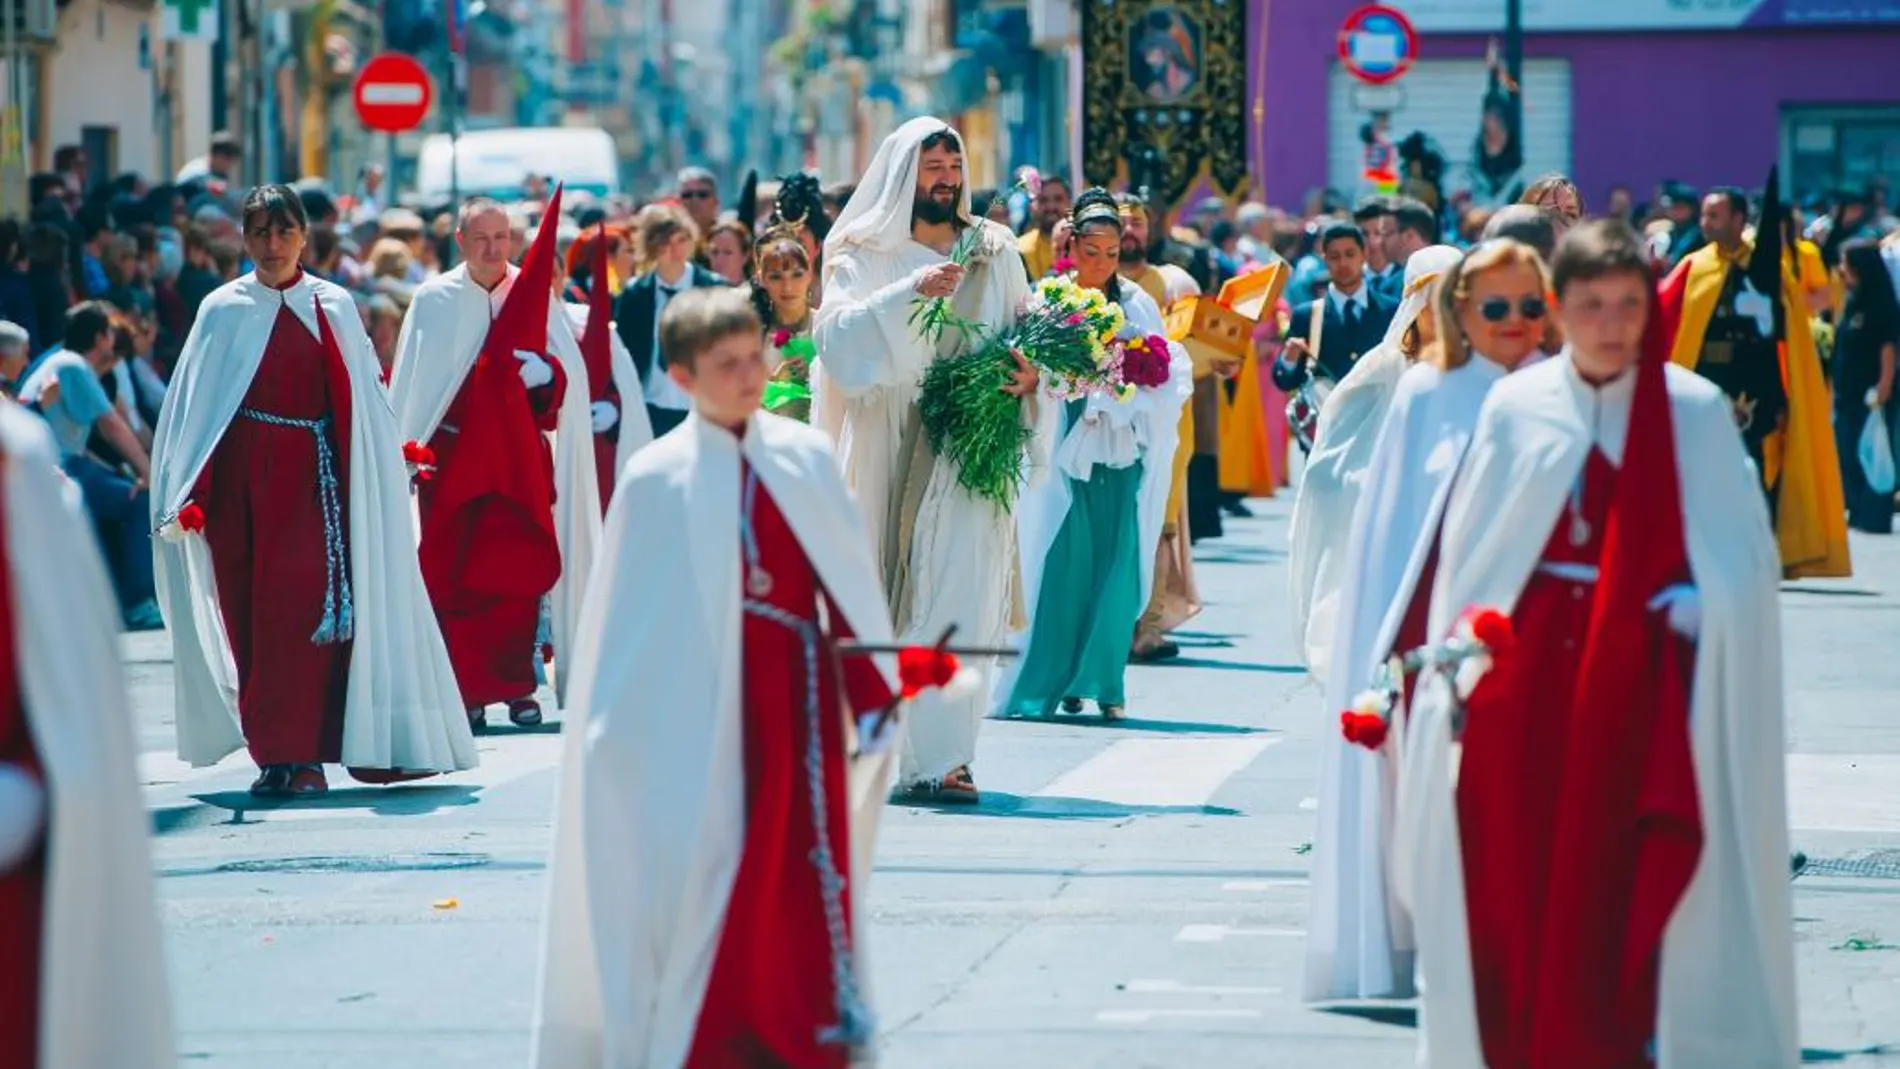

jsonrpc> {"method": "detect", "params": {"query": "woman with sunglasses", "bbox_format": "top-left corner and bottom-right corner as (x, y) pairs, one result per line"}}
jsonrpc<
(1300, 237), (1551, 1002)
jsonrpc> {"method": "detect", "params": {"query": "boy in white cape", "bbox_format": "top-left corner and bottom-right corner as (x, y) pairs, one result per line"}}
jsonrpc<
(1395, 220), (1796, 1067)
(0, 398), (175, 1068)
(534, 287), (917, 1069)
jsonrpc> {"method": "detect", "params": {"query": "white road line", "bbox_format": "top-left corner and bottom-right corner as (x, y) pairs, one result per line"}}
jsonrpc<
(1032, 738), (1277, 808)
(1096, 1009), (1264, 1024)
(1175, 924), (1304, 943)
(1124, 978), (1284, 996)
(1299, 796), (1318, 811)
(1786, 755), (1900, 833)
(1221, 878), (1308, 892)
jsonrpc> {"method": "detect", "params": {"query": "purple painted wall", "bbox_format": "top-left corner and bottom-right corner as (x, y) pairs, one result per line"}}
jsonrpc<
(1254, 1), (1900, 210)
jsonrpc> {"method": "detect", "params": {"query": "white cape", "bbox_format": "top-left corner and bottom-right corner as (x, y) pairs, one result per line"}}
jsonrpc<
(811, 115), (1058, 787)
(532, 412), (901, 1069)
(1289, 245), (1462, 683)
(992, 286), (1192, 710)
(1303, 354), (1508, 1002)
(149, 273), (477, 772)
(3, 401), (176, 1068)
(562, 301), (654, 484)
(1397, 357), (1797, 1068)
(389, 264), (603, 704)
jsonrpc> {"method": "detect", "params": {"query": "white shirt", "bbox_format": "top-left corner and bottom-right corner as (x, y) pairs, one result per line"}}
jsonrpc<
(643, 268), (696, 411)
(1328, 281), (1371, 321)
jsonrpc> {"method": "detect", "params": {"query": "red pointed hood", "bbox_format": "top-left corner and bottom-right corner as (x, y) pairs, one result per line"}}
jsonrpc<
(580, 223), (615, 401)
(488, 183), (564, 359)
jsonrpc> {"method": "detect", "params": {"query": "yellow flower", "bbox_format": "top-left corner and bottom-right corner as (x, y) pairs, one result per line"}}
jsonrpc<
(1115, 383), (1137, 403)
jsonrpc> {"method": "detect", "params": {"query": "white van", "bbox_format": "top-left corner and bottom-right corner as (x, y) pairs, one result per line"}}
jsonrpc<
(414, 126), (620, 203)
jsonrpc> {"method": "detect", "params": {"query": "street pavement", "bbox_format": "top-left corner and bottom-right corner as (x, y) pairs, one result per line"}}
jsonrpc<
(131, 492), (1900, 1067)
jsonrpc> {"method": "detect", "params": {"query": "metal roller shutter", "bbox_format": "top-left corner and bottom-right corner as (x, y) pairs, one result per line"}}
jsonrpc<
(1326, 58), (1574, 201)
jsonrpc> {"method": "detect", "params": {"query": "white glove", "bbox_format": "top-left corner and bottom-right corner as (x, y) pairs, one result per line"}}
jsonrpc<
(1646, 583), (1701, 641)
(514, 349), (554, 389)
(1734, 281), (1775, 338)
(590, 399), (619, 433)
(0, 763), (47, 872)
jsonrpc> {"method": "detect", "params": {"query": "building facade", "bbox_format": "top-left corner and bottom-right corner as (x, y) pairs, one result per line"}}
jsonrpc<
(1259, 0), (1900, 211)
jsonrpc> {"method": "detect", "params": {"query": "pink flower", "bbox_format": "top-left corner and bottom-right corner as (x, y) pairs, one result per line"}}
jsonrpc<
(1067, 312), (1085, 326)
(1051, 257), (1077, 276)
(1018, 166), (1043, 198)
(772, 327), (793, 348)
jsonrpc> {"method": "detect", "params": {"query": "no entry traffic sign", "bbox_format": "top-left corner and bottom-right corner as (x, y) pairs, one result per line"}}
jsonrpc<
(353, 52), (434, 134)
(1338, 5), (1418, 86)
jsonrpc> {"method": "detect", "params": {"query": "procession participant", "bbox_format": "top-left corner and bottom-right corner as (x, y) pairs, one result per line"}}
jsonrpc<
(532, 287), (903, 1069)
(811, 117), (1052, 804)
(752, 221), (818, 423)
(1661, 182), (1848, 578)
(1304, 238), (1550, 1003)
(998, 190), (1192, 720)
(1398, 219), (1796, 1069)
(1017, 171), (1072, 280)
(1272, 223), (1398, 395)
(1288, 244), (1461, 684)
(390, 189), (601, 731)
(1, 398), (175, 1068)
(614, 203), (726, 438)
(563, 227), (652, 510)
(151, 185), (475, 793)
(1128, 197), (1208, 660)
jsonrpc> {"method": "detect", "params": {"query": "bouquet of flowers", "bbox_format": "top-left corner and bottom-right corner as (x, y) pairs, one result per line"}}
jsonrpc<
(765, 327), (817, 421)
(918, 275), (1124, 507)
(1116, 332), (1175, 391)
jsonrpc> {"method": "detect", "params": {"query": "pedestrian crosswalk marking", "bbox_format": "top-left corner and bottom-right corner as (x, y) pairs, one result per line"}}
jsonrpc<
(1785, 754), (1900, 833)
(1096, 1008), (1264, 1024)
(1032, 738), (1276, 809)
(1175, 924), (1303, 943)
(1221, 878), (1308, 892)
(1123, 978), (1284, 996)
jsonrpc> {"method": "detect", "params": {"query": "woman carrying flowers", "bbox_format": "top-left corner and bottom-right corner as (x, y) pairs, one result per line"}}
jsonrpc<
(995, 189), (1192, 720)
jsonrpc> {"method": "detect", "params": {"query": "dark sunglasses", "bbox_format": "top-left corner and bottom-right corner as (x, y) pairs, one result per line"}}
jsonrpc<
(1478, 296), (1548, 323)
(679, 189), (715, 200)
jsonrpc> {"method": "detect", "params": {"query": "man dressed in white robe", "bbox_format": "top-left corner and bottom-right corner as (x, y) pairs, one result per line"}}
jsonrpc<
(0, 398), (175, 1069)
(388, 192), (602, 725)
(1396, 221), (1796, 1067)
(813, 117), (1054, 802)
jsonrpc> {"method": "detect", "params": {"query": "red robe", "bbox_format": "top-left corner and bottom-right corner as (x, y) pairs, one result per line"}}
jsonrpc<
(687, 464), (894, 1069)
(0, 469), (44, 1069)
(200, 299), (355, 766)
(418, 349), (567, 708)
(1455, 449), (1700, 1068)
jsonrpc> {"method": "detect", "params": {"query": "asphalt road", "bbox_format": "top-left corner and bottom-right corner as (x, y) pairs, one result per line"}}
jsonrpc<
(129, 493), (1900, 1068)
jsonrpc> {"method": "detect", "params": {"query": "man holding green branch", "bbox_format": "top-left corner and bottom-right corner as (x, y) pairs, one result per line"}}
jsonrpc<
(813, 118), (1053, 805)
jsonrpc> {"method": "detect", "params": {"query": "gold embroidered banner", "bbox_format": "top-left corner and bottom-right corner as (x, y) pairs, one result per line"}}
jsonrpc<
(1081, 0), (1250, 209)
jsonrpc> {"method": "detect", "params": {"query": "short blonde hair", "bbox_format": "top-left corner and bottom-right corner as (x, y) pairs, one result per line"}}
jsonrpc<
(636, 202), (700, 264)
(1430, 239), (1553, 370)
(659, 287), (761, 371)
(367, 237), (413, 280)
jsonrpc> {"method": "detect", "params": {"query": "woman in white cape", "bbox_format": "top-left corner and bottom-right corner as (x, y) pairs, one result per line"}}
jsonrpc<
(150, 187), (476, 781)
(1, 399), (175, 1069)
(994, 190), (1192, 719)
(1288, 244), (1461, 683)
(1303, 239), (1553, 1002)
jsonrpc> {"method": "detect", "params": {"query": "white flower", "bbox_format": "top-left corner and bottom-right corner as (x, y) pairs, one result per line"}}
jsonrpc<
(1350, 688), (1392, 719)
(939, 667), (983, 702)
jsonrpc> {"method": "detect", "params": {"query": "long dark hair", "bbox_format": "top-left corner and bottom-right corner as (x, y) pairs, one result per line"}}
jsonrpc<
(1070, 187), (1125, 305)
(1843, 238), (1899, 335)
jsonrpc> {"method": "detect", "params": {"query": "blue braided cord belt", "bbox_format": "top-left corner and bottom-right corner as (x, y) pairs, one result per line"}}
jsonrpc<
(236, 406), (353, 645)
(741, 597), (874, 1050)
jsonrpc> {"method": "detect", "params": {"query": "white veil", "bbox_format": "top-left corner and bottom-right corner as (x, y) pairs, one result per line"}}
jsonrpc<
(1290, 243), (1461, 681)
(822, 116), (975, 287)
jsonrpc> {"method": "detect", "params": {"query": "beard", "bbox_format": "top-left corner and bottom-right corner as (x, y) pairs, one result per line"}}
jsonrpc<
(912, 184), (962, 226)
(1118, 240), (1146, 266)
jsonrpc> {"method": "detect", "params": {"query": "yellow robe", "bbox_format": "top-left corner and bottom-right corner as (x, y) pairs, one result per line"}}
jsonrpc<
(1128, 264), (1194, 523)
(1217, 351), (1280, 495)
(1019, 229), (1057, 282)
(1665, 243), (1850, 578)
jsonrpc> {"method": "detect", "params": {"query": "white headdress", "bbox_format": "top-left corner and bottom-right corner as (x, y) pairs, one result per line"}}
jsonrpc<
(823, 117), (974, 285)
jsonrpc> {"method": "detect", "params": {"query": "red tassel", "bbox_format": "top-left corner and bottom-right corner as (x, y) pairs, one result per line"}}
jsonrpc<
(1463, 606), (1516, 656)
(897, 646), (961, 699)
(178, 502), (206, 533)
(1340, 711), (1389, 750)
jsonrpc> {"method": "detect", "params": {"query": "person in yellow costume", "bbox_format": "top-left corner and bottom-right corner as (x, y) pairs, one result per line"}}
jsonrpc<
(1660, 183), (1849, 578)
(1217, 267), (1287, 498)
(1118, 194), (1202, 661)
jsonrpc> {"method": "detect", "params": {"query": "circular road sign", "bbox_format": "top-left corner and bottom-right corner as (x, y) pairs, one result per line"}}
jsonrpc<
(1338, 5), (1419, 86)
(353, 52), (434, 134)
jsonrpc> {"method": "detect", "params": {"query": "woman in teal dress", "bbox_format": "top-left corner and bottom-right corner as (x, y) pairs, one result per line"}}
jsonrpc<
(1001, 190), (1192, 720)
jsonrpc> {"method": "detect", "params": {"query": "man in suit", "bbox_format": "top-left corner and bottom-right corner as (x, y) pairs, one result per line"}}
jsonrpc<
(612, 202), (727, 437)
(1272, 222), (1397, 394)
(1353, 197), (1398, 301)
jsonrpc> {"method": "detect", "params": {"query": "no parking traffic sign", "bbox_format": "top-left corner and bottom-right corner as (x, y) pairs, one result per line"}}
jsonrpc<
(1338, 5), (1419, 86)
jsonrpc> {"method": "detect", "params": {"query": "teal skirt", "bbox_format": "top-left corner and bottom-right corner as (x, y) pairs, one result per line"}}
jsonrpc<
(1005, 454), (1145, 716)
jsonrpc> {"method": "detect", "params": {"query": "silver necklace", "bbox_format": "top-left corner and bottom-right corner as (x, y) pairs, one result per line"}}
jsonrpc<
(740, 466), (774, 597)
